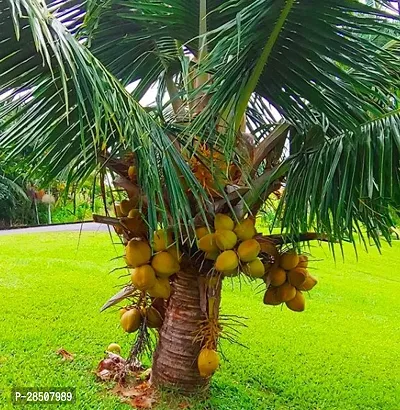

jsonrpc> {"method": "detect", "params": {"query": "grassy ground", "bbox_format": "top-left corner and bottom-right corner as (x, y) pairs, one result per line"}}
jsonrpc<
(0, 231), (399, 409)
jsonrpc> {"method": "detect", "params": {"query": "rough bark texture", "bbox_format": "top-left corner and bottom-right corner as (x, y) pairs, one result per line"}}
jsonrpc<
(151, 263), (209, 393)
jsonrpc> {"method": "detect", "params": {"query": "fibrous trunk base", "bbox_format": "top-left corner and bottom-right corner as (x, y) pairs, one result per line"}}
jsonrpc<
(151, 265), (209, 394)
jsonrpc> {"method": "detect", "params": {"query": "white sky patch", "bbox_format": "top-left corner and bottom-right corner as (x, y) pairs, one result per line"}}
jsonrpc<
(390, 2), (399, 13)
(126, 81), (162, 107)
(0, 89), (13, 101)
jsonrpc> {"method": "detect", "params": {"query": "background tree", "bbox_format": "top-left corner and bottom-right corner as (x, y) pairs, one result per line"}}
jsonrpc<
(0, 165), (29, 227)
(0, 99), (108, 226)
(1, 0), (400, 394)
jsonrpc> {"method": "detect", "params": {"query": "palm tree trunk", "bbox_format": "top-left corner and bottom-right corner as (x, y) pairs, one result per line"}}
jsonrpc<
(151, 263), (212, 393)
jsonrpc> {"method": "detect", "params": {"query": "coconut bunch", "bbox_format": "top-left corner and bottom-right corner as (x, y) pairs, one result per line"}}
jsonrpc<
(195, 276), (223, 378)
(196, 324), (221, 379)
(263, 250), (318, 312)
(197, 213), (265, 279)
(126, 229), (181, 300)
(195, 213), (265, 378)
(119, 305), (164, 333)
(118, 229), (181, 333)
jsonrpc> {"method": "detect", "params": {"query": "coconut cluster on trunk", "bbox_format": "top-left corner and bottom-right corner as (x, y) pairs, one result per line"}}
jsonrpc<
(94, 156), (319, 394)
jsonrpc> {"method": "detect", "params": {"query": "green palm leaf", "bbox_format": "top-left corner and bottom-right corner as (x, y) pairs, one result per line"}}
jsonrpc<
(278, 109), (400, 248)
(0, 0), (209, 235)
(192, 0), (400, 148)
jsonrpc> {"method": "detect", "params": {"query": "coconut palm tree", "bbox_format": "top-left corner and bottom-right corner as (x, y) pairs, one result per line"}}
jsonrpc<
(1, 0), (400, 394)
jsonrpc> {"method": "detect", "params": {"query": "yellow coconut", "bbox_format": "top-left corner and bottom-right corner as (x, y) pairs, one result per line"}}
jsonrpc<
(268, 266), (287, 286)
(214, 213), (234, 231)
(145, 306), (163, 328)
(205, 251), (220, 261)
(285, 290), (305, 312)
(298, 274), (318, 291)
(167, 245), (182, 262)
(215, 230), (238, 250)
(279, 251), (299, 270)
(263, 287), (281, 306)
(198, 233), (219, 253)
(151, 251), (180, 278)
(153, 229), (173, 252)
(215, 250), (239, 272)
(119, 308), (128, 318)
(107, 343), (121, 354)
(128, 165), (136, 181)
(198, 349), (219, 378)
(237, 239), (260, 262)
(120, 308), (141, 333)
(125, 239), (152, 267)
(288, 267), (307, 288)
(234, 218), (257, 241)
(297, 254), (309, 268)
(131, 264), (157, 291)
(120, 198), (137, 216)
(243, 258), (265, 278)
(195, 226), (210, 240)
(147, 278), (171, 299)
(276, 282), (297, 302)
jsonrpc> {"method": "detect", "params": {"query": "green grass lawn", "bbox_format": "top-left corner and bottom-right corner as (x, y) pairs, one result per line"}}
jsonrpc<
(0, 231), (399, 409)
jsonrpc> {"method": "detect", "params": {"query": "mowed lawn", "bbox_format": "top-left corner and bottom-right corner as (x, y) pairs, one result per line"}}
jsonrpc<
(0, 231), (399, 410)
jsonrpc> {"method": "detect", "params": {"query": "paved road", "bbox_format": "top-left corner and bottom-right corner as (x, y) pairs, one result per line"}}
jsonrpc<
(0, 222), (109, 235)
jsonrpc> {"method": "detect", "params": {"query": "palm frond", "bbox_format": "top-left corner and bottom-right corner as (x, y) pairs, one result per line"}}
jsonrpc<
(278, 109), (400, 249)
(81, 0), (253, 115)
(192, 0), (400, 150)
(84, 0), (182, 99)
(0, 0), (210, 235)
